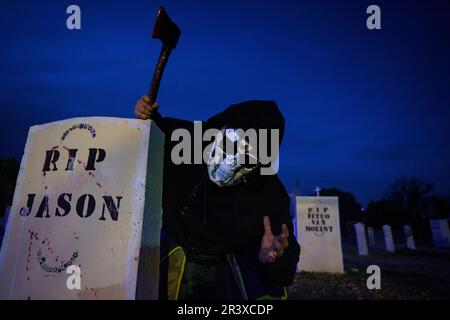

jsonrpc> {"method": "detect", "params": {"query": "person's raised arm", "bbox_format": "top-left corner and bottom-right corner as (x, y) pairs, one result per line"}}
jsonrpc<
(134, 95), (159, 120)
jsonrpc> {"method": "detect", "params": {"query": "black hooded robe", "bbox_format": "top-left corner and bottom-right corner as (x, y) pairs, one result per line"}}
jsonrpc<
(153, 100), (300, 299)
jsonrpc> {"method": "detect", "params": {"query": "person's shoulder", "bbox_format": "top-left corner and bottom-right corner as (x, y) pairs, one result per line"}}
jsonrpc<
(264, 174), (289, 196)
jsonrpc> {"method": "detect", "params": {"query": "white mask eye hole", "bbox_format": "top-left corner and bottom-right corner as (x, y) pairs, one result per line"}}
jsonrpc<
(212, 128), (239, 156)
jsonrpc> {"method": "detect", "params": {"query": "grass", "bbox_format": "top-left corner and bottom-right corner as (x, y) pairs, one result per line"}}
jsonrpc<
(286, 243), (450, 300)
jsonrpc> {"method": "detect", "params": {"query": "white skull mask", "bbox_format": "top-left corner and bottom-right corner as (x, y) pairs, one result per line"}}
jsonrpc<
(207, 128), (258, 187)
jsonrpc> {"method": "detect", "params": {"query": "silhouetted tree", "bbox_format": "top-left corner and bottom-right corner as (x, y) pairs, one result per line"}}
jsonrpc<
(384, 177), (433, 230)
(312, 188), (362, 233)
(429, 195), (450, 219)
(0, 158), (19, 217)
(366, 198), (408, 228)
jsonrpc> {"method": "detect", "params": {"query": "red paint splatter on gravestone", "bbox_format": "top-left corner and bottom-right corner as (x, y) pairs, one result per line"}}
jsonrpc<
(26, 230), (40, 283)
(42, 169), (47, 186)
(90, 288), (99, 297)
(41, 239), (54, 255)
(62, 145), (103, 188)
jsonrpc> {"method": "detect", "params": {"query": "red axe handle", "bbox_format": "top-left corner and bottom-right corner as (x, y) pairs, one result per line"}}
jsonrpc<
(147, 46), (172, 106)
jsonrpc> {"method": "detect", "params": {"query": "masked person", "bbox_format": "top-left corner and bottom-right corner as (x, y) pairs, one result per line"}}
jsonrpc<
(135, 96), (300, 300)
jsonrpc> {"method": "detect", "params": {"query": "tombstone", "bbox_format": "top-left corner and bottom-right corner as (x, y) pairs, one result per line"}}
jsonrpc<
(429, 219), (450, 248)
(0, 117), (164, 299)
(382, 224), (395, 253)
(354, 223), (369, 256)
(295, 196), (344, 274)
(402, 224), (416, 250)
(367, 226), (376, 247)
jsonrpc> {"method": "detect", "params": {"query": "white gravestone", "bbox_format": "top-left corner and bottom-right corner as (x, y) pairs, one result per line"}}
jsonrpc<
(354, 223), (369, 256)
(402, 224), (416, 250)
(429, 219), (450, 248)
(0, 117), (164, 299)
(382, 224), (395, 253)
(367, 226), (375, 247)
(295, 196), (344, 274)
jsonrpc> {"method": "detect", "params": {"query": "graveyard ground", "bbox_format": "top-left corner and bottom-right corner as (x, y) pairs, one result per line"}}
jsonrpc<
(286, 240), (450, 300)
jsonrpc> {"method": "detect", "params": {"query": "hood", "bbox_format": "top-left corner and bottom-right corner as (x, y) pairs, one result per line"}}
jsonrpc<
(206, 100), (285, 144)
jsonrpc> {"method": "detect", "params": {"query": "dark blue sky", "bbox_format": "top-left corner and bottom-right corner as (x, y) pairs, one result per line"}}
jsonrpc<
(1, 0), (449, 205)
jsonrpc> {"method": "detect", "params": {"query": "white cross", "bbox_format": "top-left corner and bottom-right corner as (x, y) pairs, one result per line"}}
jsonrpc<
(314, 186), (321, 197)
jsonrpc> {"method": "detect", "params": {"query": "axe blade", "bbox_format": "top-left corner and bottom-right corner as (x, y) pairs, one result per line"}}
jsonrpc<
(152, 6), (181, 49)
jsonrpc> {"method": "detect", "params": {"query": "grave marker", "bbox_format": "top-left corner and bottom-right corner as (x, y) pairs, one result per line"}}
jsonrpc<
(382, 224), (395, 253)
(367, 226), (375, 247)
(0, 117), (164, 299)
(295, 196), (344, 273)
(354, 223), (369, 256)
(429, 219), (450, 248)
(402, 224), (416, 250)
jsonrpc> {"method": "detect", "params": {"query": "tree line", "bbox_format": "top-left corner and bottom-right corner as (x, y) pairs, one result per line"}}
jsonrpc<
(305, 178), (449, 237)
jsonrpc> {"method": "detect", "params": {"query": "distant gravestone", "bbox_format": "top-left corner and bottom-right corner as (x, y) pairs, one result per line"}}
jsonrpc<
(429, 219), (450, 248)
(402, 224), (416, 250)
(367, 226), (376, 247)
(354, 223), (369, 256)
(382, 224), (395, 253)
(0, 117), (164, 299)
(295, 196), (344, 274)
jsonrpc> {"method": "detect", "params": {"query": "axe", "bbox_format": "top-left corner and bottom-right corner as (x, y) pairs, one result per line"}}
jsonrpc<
(147, 6), (181, 106)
